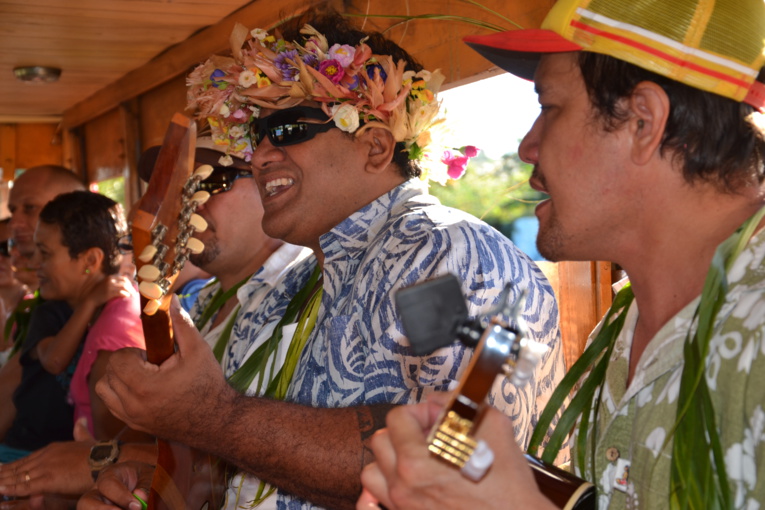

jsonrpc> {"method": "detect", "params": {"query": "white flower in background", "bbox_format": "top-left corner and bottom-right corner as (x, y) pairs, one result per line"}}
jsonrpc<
(220, 103), (231, 117)
(239, 70), (257, 87)
(416, 70), (432, 81)
(228, 125), (246, 139)
(250, 28), (268, 41)
(218, 154), (233, 166)
(332, 104), (359, 133)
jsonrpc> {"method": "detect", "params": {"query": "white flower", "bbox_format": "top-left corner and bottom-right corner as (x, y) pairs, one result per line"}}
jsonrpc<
(238, 70), (257, 87)
(416, 70), (432, 81)
(250, 28), (268, 41)
(332, 104), (360, 133)
(217, 155), (233, 166)
(220, 103), (230, 117)
(228, 125), (246, 139)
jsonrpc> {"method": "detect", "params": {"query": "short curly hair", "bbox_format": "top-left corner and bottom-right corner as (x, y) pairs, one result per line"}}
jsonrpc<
(278, 7), (425, 180)
(39, 191), (127, 275)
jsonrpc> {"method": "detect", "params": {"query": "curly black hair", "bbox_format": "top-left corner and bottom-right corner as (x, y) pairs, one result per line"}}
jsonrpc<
(278, 6), (425, 179)
(39, 191), (127, 275)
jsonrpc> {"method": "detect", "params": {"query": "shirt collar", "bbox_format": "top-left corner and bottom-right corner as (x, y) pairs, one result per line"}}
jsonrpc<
(319, 180), (429, 265)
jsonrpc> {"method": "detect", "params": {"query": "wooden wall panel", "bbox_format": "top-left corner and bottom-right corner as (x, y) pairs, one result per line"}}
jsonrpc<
(83, 109), (126, 184)
(0, 123), (65, 179)
(139, 74), (188, 150)
(537, 261), (613, 370)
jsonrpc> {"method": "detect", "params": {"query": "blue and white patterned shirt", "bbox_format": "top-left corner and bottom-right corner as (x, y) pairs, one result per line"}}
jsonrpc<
(278, 180), (565, 509)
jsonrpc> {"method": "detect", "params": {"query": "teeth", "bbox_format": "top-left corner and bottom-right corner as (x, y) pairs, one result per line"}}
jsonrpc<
(264, 178), (294, 197)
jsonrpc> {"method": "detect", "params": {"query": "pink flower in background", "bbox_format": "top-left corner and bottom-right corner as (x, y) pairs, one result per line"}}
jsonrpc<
(440, 146), (480, 180)
(441, 151), (469, 179)
(462, 145), (479, 157)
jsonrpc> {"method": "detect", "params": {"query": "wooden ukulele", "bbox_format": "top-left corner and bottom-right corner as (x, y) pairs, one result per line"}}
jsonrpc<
(396, 275), (595, 510)
(131, 113), (228, 510)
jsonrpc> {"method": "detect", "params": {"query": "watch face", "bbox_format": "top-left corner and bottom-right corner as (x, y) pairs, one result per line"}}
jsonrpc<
(91, 444), (115, 461)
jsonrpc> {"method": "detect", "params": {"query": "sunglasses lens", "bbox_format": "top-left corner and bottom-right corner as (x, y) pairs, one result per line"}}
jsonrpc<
(0, 240), (9, 258)
(198, 168), (252, 195)
(269, 122), (310, 145)
(250, 107), (331, 148)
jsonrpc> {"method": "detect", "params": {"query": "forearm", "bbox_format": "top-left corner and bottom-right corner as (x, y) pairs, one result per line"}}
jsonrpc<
(38, 300), (98, 374)
(180, 393), (394, 510)
(0, 352), (21, 440)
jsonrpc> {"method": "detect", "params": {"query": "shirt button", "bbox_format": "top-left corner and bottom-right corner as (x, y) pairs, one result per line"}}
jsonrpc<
(606, 447), (620, 462)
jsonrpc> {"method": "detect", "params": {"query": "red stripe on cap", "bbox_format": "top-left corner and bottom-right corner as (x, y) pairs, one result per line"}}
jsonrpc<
(571, 19), (753, 91)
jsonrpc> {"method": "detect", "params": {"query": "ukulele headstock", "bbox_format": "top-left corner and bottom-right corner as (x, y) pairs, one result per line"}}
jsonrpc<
(131, 114), (213, 363)
(395, 274), (547, 479)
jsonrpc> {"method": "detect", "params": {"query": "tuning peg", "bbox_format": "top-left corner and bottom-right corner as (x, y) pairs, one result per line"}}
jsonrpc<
(189, 213), (208, 232)
(137, 264), (161, 282)
(186, 237), (204, 255)
(193, 164), (214, 181)
(191, 190), (210, 206)
(139, 281), (164, 301)
(138, 245), (157, 263)
(143, 299), (161, 316)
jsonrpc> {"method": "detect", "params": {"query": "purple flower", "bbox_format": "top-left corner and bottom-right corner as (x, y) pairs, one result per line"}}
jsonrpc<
(319, 59), (345, 84)
(210, 69), (226, 88)
(303, 53), (319, 69)
(366, 64), (387, 82)
(274, 50), (300, 81)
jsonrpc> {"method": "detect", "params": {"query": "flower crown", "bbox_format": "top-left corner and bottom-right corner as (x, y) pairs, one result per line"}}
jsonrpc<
(187, 22), (475, 184)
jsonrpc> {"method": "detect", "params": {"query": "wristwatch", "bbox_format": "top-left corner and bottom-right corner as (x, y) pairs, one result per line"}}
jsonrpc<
(89, 440), (121, 481)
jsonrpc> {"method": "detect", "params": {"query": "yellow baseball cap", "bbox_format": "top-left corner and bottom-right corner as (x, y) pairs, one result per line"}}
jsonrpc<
(465, 0), (765, 110)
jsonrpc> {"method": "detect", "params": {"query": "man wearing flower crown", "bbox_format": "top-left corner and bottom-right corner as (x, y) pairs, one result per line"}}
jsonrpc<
(84, 8), (565, 510)
(359, 0), (765, 509)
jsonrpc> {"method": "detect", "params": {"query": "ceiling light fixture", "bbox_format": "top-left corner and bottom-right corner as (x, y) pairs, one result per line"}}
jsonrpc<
(13, 66), (62, 83)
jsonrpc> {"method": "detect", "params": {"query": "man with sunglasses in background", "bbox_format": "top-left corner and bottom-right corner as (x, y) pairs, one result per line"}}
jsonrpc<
(83, 8), (564, 510)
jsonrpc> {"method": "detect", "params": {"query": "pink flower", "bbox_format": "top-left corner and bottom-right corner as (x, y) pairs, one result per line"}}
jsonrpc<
(318, 59), (345, 84)
(462, 145), (479, 157)
(441, 151), (469, 179)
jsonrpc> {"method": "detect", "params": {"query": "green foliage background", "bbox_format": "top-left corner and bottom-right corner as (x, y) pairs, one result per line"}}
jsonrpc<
(429, 150), (544, 241)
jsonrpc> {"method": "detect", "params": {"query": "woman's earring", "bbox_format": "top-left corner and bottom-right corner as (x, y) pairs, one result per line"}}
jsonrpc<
(84, 268), (90, 275)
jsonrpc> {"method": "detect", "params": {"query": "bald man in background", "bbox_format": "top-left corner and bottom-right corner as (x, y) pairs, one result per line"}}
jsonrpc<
(0, 165), (85, 438)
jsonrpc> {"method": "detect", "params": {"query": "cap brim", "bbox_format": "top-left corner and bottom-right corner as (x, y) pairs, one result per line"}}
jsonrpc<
(137, 146), (249, 182)
(464, 29), (582, 81)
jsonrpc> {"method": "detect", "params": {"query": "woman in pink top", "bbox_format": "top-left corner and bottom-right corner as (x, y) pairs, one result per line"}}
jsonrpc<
(35, 191), (146, 441)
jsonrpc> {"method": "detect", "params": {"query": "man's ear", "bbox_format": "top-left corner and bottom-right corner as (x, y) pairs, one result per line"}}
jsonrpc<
(628, 81), (670, 166)
(359, 127), (396, 175)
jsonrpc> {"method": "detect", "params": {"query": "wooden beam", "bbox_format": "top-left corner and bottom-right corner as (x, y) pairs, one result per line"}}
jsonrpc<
(62, 0), (320, 129)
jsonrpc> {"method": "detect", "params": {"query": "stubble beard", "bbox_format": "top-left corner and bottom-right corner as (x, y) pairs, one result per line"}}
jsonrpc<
(190, 238), (220, 271)
(535, 213), (566, 263)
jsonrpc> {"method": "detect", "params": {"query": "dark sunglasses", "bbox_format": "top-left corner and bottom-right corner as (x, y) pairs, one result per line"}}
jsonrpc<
(0, 240), (10, 258)
(249, 107), (334, 148)
(198, 167), (253, 195)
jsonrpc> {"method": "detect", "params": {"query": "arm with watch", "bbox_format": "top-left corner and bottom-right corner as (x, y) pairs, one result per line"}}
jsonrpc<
(0, 427), (157, 500)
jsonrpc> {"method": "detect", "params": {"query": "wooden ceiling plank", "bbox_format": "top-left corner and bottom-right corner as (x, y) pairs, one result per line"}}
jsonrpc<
(62, 0), (320, 128)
